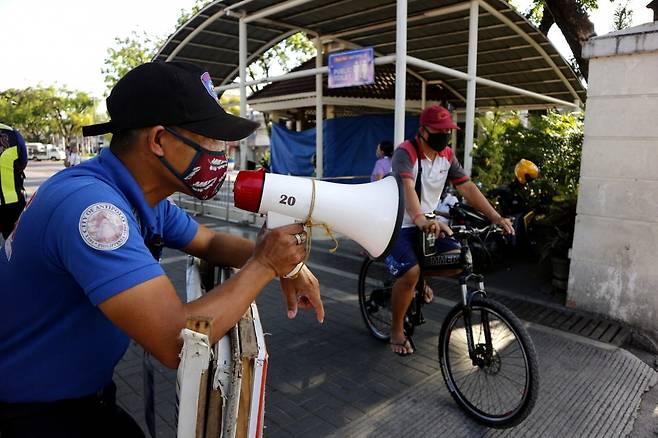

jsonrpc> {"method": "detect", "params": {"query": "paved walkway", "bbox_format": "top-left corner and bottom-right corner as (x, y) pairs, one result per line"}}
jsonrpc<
(112, 217), (657, 437)
(331, 329), (656, 437)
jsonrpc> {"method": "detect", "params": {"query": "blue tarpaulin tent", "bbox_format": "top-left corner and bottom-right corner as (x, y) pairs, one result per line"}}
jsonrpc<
(271, 114), (419, 183)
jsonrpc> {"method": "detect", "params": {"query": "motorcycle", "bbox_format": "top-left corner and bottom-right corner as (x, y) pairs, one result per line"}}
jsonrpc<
(486, 159), (541, 257)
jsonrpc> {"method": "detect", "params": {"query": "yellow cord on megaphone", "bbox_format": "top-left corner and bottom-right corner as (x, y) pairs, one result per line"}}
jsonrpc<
(303, 179), (339, 257)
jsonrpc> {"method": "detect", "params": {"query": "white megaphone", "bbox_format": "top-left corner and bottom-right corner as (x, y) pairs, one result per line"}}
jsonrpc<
(233, 170), (404, 276)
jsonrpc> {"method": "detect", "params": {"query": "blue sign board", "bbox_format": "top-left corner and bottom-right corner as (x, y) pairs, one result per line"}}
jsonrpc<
(328, 47), (375, 89)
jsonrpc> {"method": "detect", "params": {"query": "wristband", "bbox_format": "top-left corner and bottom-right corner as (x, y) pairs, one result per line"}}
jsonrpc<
(413, 212), (425, 224)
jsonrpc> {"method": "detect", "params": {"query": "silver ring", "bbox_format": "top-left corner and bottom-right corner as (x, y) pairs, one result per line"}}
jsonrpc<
(293, 232), (306, 245)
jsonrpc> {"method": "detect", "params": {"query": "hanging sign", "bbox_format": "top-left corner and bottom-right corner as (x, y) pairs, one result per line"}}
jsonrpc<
(328, 47), (375, 89)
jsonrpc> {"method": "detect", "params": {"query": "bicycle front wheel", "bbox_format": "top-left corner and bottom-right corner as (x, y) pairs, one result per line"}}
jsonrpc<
(438, 298), (539, 428)
(358, 257), (395, 341)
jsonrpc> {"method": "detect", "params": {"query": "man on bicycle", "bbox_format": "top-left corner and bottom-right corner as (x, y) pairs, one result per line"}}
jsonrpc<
(387, 105), (513, 356)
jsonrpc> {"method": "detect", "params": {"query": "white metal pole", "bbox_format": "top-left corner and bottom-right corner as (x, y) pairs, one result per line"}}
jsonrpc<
(421, 80), (427, 110)
(315, 37), (324, 179)
(394, 0), (408, 147)
(464, 0), (479, 176)
(406, 56), (579, 109)
(239, 18), (248, 170)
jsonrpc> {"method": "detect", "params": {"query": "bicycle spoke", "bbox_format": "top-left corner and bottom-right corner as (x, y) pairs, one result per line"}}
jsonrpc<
(442, 303), (534, 423)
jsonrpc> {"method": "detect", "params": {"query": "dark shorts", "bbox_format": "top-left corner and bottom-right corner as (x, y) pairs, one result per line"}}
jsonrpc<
(0, 200), (26, 239)
(385, 227), (461, 278)
(0, 381), (144, 438)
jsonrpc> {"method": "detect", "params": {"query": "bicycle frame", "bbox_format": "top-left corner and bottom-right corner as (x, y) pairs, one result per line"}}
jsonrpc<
(415, 232), (495, 367)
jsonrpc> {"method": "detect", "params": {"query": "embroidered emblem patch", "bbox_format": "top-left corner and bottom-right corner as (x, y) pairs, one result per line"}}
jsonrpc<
(200, 72), (219, 101)
(79, 203), (129, 251)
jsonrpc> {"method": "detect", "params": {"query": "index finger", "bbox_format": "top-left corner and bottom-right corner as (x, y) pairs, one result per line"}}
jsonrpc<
(309, 290), (325, 323)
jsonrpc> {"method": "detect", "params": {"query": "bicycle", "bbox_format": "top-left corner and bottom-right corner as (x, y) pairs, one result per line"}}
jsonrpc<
(357, 212), (539, 429)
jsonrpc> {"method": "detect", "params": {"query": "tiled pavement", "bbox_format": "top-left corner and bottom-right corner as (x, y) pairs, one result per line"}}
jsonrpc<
(113, 218), (657, 437)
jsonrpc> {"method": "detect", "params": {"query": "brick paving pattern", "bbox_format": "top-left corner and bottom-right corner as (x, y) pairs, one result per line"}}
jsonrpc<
(112, 218), (657, 437)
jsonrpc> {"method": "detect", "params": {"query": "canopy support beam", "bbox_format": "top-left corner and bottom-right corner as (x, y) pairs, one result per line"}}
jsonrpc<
(406, 56), (580, 108)
(243, 0), (314, 23)
(394, 0), (408, 147)
(315, 37), (324, 179)
(464, 0), (479, 176)
(239, 17), (248, 170)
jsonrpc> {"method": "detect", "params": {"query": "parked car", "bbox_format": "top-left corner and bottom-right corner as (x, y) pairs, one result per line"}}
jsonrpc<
(34, 144), (66, 161)
(26, 142), (44, 160)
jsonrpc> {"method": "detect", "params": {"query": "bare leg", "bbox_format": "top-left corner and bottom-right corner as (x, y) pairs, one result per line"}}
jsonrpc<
(390, 265), (420, 355)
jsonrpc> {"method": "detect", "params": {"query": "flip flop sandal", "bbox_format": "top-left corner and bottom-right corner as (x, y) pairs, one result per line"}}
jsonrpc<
(389, 336), (415, 357)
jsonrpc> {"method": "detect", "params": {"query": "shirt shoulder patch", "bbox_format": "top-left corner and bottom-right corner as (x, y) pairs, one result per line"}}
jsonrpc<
(79, 202), (129, 251)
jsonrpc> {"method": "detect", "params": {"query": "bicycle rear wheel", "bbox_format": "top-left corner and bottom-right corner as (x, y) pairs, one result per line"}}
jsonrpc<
(358, 258), (395, 341)
(438, 298), (539, 428)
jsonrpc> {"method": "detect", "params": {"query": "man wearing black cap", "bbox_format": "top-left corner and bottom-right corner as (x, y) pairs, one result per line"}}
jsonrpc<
(0, 61), (324, 437)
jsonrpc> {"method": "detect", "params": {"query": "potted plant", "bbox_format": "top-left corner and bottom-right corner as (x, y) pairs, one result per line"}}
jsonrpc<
(536, 196), (577, 292)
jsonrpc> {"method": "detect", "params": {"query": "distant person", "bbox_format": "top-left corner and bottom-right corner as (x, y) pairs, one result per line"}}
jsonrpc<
(66, 145), (82, 167)
(370, 140), (393, 181)
(0, 123), (27, 239)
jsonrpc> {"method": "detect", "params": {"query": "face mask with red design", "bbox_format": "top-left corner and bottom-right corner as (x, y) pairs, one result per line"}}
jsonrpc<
(159, 127), (228, 200)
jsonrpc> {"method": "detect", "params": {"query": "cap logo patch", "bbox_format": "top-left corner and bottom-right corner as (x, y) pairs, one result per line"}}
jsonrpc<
(79, 203), (129, 251)
(200, 72), (219, 102)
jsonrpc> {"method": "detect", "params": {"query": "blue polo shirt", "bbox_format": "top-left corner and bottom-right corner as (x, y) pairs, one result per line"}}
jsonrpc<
(0, 148), (198, 402)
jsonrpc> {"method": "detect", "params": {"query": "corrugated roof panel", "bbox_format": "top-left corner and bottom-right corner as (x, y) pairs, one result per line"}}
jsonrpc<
(156, 0), (586, 107)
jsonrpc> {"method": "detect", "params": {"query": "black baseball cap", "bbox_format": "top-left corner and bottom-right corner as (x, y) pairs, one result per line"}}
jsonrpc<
(83, 61), (258, 141)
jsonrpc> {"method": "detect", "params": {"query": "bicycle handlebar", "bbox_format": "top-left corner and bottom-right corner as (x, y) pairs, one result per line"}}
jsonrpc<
(450, 223), (504, 238)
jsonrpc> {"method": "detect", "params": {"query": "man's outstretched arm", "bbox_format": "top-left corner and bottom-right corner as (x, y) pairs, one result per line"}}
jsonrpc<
(182, 223), (324, 322)
(99, 224), (308, 369)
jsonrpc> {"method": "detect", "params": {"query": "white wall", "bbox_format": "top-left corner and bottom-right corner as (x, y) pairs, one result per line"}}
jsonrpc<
(570, 22), (658, 338)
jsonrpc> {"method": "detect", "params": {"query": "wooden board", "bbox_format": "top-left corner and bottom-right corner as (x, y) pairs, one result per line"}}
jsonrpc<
(185, 317), (213, 438)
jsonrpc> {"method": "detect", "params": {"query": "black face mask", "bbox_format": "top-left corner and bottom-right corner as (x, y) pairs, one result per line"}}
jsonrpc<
(421, 129), (450, 152)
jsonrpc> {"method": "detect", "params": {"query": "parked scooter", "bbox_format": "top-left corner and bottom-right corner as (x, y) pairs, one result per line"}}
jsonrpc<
(486, 159), (540, 253)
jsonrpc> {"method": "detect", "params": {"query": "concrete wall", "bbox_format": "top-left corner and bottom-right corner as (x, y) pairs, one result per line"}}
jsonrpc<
(569, 22), (658, 337)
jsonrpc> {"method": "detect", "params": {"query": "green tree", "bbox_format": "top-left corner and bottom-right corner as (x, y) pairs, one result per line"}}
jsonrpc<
(220, 93), (240, 116)
(50, 90), (97, 145)
(101, 31), (160, 94)
(0, 87), (57, 141)
(518, 0), (597, 80)
(0, 87), (97, 144)
(613, 1), (633, 30)
(472, 110), (583, 205)
(176, 0), (212, 27)
(471, 111), (520, 189)
(246, 32), (316, 94)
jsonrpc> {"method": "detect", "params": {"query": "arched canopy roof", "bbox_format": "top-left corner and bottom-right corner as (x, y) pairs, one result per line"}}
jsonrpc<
(155, 0), (585, 110)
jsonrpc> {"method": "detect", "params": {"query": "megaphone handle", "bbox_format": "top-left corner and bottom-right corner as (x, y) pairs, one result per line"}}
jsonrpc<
(267, 211), (306, 279)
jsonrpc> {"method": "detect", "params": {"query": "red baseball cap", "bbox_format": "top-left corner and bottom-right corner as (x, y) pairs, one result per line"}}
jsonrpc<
(419, 105), (459, 130)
